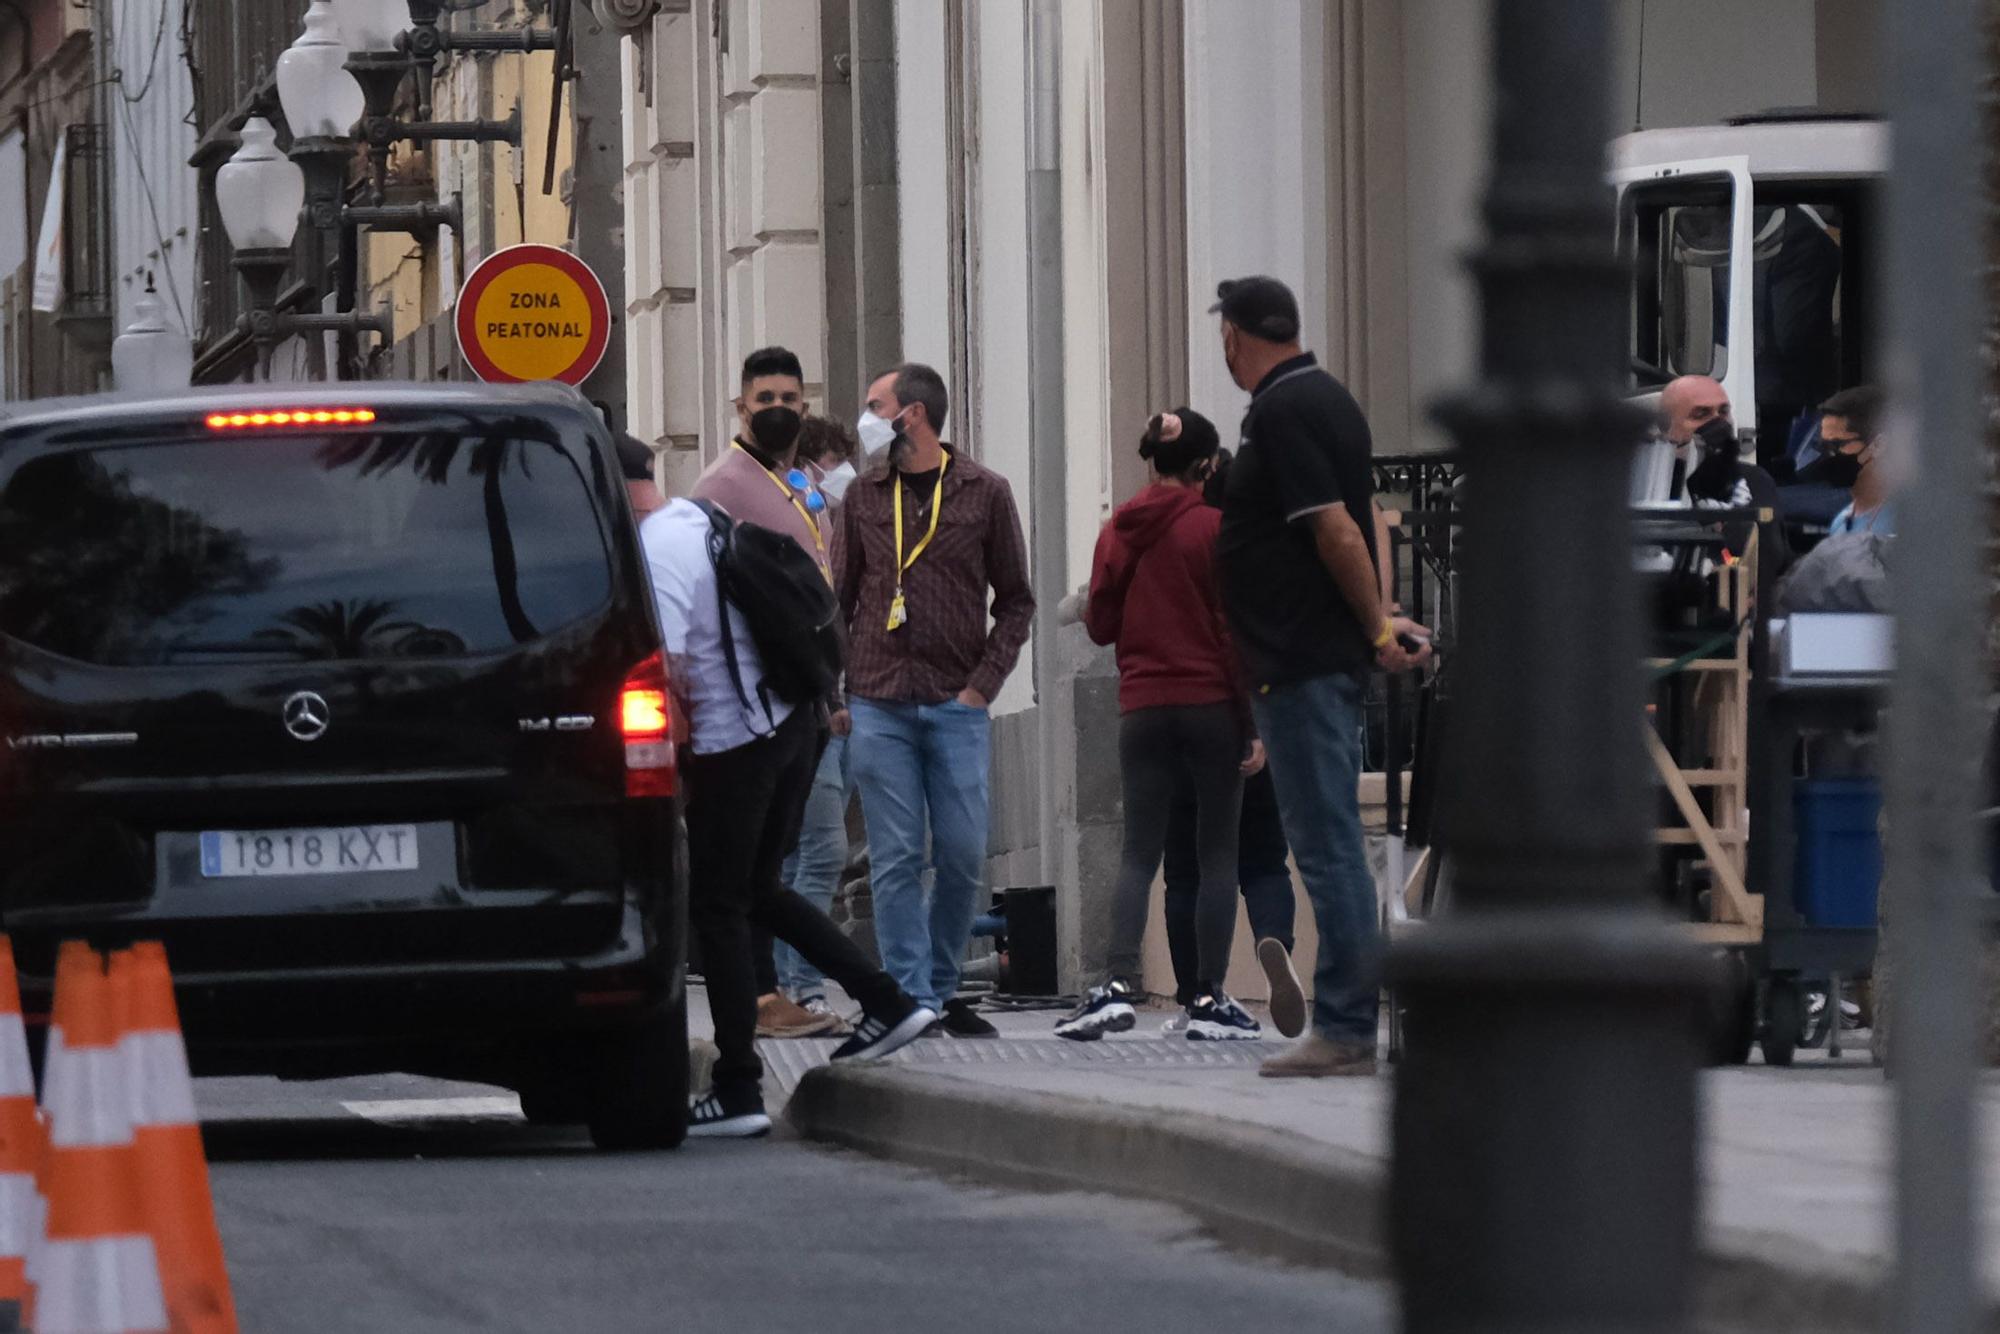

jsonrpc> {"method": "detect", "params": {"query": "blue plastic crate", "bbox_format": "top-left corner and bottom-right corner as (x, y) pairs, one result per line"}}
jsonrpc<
(1793, 778), (1882, 929)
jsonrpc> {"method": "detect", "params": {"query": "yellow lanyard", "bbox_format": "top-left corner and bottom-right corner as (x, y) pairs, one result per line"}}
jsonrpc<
(732, 442), (830, 581)
(888, 453), (949, 631)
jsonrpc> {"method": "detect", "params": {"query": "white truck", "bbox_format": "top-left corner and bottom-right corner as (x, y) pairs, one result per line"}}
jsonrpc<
(1613, 111), (1887, 476)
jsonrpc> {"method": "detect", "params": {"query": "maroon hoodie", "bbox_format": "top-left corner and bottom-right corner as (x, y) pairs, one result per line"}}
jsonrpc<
(1085, 483), (1245, 717)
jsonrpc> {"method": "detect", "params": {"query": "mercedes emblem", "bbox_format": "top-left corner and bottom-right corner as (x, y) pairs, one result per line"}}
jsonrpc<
(282, 690), (331, 742)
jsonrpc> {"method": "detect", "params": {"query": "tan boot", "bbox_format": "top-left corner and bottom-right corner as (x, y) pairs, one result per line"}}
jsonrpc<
(1258, 1033), (1376, 1078)
(756, 992), (841, 1038)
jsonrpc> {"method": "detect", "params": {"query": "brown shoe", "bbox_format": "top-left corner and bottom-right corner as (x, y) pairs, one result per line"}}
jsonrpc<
(756, 992), (841, 1038)
(1256, 938), (1307, 1039)
(1258, 1033), (1376, 1078)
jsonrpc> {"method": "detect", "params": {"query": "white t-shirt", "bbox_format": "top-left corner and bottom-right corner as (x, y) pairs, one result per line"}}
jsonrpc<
(640, 499), (795, 755)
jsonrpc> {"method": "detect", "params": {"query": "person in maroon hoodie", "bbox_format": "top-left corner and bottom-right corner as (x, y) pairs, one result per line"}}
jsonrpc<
(1055, 409), (1266, 1041)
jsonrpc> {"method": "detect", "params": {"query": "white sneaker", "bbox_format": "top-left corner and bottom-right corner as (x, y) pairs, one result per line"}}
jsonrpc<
(798, 994), (854, 1036)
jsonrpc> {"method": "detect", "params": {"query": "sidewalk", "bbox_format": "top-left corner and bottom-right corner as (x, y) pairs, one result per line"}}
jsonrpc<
(737, 996), (2000, 1333)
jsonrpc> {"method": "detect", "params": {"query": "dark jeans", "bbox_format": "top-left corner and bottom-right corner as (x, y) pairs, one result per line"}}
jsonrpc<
(1105, 703), (1243, 987)
(682, 708), (904, 1106)
(1163, 765), (1296, 1006)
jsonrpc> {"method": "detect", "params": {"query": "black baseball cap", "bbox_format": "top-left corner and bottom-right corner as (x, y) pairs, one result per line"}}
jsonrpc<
(615, 433), (656, 483)
(1208, 276), (1300, 343)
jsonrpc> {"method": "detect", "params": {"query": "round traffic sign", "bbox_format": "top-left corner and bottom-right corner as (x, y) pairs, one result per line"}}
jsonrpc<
(454, 243), (611, 386)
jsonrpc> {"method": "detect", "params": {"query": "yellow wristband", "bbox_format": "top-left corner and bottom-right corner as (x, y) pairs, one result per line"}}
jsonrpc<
(1372, 618), (1395, 649)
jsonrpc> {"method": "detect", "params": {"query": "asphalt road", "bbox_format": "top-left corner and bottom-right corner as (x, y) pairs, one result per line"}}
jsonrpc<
(199, 1074), (1394, 1334)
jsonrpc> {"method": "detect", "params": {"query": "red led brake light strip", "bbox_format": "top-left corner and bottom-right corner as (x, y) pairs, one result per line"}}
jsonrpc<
(204, 408), (377, 429)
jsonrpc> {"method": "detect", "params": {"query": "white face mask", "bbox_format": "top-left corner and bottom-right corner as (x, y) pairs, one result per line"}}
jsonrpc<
(856, 409), (899, 459)
(819, 460), (859, 504)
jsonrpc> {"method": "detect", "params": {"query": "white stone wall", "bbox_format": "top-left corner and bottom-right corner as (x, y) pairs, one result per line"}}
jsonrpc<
(622, 0), (827, 495)
(1612, 0), (1820, 130)
(108, 0), (199, 344)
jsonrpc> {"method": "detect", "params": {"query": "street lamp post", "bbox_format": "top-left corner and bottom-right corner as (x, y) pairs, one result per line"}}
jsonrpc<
(216, 117), (389, 380)
(110, 274), (194, 393)
(1386, 1), (1705, 1330)
(277, 0), (365, 377)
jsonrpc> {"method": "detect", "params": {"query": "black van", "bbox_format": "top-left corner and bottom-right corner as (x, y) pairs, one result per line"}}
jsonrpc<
(0, 383), (688, 1149)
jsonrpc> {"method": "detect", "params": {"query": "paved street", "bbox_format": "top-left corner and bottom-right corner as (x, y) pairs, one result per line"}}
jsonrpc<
(198, 1074), (1393, 1334)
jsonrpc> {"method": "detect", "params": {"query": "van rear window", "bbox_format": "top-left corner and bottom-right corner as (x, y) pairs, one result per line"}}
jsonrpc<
(0, 431), (612, 666)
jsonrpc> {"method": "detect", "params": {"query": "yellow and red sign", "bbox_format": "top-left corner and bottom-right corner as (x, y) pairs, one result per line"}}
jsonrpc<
(455, 243), (611, 386)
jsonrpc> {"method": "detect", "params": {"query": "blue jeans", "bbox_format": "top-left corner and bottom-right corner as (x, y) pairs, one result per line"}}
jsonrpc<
(1252, 672), (1377, 1043)
(849, 697), (992, 1012)
(777, 734), (852, 998)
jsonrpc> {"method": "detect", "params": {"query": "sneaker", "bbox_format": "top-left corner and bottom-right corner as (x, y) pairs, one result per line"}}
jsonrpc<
(1803, 991), (1866, 1045)
(830, 998), (938, 1061)
(1259, 1033), (1375, 1078)
(798, 994), (854, 1036)
(688, 1092), (772, 1139)
(1054, 979), (1138, 1041)
(1256, 938), (1307, 1039)
(756, 992), (840, 1039)
(1186, 987), (1262, 1041)
(1161, 1012), (1191, 1036)
(938, 997), (999, 1039)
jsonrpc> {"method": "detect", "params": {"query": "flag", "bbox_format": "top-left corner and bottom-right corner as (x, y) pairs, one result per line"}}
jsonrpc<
(30, 133), (65, 314)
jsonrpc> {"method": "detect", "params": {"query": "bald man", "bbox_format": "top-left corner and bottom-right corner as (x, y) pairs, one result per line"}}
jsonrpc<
(1635, 375), (1747, 509)
(1659, 375), (1731, 447)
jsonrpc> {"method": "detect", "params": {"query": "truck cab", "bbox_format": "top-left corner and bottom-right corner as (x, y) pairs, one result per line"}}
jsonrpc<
(1613, 111), (1886, 476)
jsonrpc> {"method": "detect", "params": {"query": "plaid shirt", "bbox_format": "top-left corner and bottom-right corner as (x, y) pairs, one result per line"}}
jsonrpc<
(833, 447), (1034, 704)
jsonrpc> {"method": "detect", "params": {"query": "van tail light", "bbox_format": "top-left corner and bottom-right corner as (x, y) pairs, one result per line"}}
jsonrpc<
(621, 651), (677, 797)
(205, 407), (376, 429)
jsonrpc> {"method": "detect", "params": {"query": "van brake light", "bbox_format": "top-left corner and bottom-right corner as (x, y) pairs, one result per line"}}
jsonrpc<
(622, 651), (676, 797)
(205, 408), (377, 429)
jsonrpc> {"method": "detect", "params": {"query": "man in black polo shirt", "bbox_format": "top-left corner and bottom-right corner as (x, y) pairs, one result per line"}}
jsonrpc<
(1211, 276), (1430, 1079)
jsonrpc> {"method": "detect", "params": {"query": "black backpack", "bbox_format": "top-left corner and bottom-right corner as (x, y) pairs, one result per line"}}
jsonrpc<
(692, 500), (844, 724)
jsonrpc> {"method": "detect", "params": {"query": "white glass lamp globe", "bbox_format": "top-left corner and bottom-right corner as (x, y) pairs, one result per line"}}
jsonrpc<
(216, 118), (306, 251)
(277, 0), (365, 139)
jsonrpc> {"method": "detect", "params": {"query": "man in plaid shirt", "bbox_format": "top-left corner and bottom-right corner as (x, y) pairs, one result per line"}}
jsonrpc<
(832, 363), (1034, 1037)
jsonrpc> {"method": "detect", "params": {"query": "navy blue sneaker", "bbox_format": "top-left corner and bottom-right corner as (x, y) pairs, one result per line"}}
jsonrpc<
(1055, 979), (1139, 1041)
(1186, 987), (1262, 1041)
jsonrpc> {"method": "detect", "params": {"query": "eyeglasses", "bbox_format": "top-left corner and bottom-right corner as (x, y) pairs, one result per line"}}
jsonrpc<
(786, 468), (828, 513)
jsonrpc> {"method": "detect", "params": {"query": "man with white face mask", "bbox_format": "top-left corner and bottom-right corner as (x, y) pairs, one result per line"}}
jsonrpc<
(834, 364), (1035, 1037)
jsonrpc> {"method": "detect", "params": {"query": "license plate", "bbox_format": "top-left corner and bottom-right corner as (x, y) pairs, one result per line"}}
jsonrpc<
(198, 825), (419, 878)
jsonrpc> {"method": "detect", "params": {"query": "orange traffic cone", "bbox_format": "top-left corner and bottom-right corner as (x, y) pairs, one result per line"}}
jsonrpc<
(29, 942), (167, 1333)
(0, 937), (41, 1326)
(112, 945), (235, 1334)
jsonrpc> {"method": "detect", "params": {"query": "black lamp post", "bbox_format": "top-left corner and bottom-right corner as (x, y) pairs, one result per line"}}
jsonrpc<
(1386, 2), (1706, 1330)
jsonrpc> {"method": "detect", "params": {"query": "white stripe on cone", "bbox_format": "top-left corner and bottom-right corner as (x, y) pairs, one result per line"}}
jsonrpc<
(118, 1035), (197, 1129)
(32, 1236), (167, 1333)
(0, 1172), (40, 1266)
(43, 1049), (139, 1150)
(0, 1016), (32, 1100)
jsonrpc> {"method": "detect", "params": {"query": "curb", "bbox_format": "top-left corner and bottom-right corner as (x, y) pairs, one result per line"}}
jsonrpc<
(787, 1063), (1385, 1274)
(787, 1064), (1928, 1334)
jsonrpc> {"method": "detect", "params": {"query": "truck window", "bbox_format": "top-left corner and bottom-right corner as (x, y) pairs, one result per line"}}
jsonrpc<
(1626, 182), (1733, 388)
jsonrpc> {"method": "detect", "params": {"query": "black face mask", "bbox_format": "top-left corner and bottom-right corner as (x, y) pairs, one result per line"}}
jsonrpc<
(1809, 448), (1865, 490)
(1684, 417), (1742, 502)
(749, 406), (802, 454)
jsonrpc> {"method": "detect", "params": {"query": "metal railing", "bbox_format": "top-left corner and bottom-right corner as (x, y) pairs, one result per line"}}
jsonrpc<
(57, 123), (111, 327)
